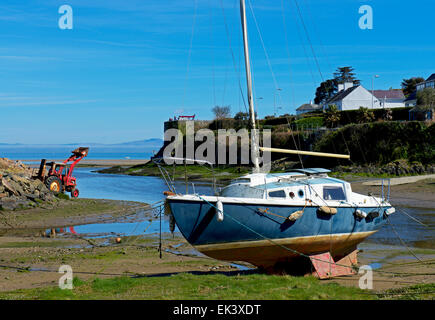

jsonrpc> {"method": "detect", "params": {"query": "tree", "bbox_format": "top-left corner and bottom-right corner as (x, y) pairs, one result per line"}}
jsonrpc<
(417, 87), (435, 108)
(212, 105), (231, 119)
(264, 115), (276, 120)
(324, 104), (341, 128)
(401, 77), (425, 97)
(314, 66), (360, 105)
(314, 79), (337, 104)
(333, 66), (361, 85)
(234, 111), (249, 121)
(356, 107), (375, 124)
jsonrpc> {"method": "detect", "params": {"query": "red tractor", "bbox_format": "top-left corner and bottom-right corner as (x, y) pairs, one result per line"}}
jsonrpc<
(36, 147), (89, 198)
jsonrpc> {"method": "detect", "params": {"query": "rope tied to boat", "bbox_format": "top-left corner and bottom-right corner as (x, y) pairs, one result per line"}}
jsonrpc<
(196, 194), (357, 271)
(257, 198), (310, 222)
(369, 194), (426, 264)
(195, 194), (432, 277)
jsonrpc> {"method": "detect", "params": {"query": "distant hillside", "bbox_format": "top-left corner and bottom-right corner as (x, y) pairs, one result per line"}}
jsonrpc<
(115, 139), (163, 147)
(0, 139), (164, 160)
(0, 139), (164, 148)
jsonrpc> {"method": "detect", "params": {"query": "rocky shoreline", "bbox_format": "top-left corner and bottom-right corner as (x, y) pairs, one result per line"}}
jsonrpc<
(0, 158), (55, 211)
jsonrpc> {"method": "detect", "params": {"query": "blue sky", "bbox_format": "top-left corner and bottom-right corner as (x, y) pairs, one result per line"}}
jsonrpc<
(0, 0), (433, 144)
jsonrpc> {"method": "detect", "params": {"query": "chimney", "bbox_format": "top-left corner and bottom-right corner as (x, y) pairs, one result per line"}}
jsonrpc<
(338, 84), (344, 92)
(344, 82), (354, 90)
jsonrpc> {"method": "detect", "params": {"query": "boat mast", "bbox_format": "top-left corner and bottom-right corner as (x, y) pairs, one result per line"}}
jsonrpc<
(239, 1), (350, 164)
(240, 0), (260, 172)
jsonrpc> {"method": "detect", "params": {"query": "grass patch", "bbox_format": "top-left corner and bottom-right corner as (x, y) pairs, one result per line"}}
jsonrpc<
(56, 193), (70, 200)
(72, 249), (130, 261)
(0, 273), (375, 300)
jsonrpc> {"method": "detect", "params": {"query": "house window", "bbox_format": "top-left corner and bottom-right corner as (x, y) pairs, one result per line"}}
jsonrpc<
(323, 186), (346, 201)
(268, 190), (286, 198)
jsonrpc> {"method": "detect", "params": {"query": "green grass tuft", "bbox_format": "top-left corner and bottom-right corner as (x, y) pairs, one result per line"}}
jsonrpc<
(56, 193), (70, 200)
(0, 273), (376, 300)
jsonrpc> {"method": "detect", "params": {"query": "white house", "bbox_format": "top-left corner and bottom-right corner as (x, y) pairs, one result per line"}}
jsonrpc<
(370, 90), (405, 109)
(323, 82), (405, 111)
(323, 82), (380, 111)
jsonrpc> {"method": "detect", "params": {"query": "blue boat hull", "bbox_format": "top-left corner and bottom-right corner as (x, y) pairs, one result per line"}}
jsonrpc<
(168, 198), (390, 268)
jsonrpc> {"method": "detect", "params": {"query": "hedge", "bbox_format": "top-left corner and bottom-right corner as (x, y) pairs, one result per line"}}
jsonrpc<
(311, 121), (434, 167)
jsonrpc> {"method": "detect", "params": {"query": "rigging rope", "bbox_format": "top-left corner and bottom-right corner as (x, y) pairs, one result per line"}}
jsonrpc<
(369, 195), (425, 264)
(396, 207), (429, 228)
(195, 194), (433, 277)
(247, 0), (283, 105)
(219, 0), (249, 114)
(285, 116), (305, 168)
(280, 0), (297, 111)
(209, 0), (217, 107)
(182, 0), (198, 110)
(304, 0), (334, 74)
(291, 0), (324, 82)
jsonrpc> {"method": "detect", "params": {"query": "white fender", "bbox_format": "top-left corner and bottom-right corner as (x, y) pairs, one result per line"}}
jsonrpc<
(288, 210), (304, 221)
(354, 209), (368, 219)
(385, 207), (395, 216)
(319, 206), (337, 215)
(216, 200), (224, 222)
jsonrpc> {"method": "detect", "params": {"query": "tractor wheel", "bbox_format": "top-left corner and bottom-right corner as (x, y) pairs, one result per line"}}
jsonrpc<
(71, 189), (80, 198)
(45, 176), (63, 194)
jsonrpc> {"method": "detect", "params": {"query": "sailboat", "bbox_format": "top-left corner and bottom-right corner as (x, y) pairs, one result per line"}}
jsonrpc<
(164, 0), (395, 277)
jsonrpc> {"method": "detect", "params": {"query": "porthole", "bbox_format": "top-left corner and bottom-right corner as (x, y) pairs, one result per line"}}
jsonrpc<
(298, 189), (304, 198)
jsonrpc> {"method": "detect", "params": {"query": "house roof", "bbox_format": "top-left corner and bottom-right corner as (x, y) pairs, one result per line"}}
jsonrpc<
(324, 85), (359, 105)
(426, 73), (435, 82)
(370, 89), (405, 100)
(296, 103), (320, 111)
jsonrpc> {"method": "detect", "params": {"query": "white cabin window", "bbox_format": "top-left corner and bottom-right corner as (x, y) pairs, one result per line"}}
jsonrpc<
(323, 186), (346, 201)
(268, 190), (286, 198)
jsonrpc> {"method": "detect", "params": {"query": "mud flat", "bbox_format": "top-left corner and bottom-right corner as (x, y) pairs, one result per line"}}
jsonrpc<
(0, 233), (243, 293)
(350, 177), (435, 208)
(0, 232), (433, 299)
(0, 198), (149, 231)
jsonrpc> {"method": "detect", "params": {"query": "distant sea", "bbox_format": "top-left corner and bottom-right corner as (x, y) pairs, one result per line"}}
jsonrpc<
(0, 145), (157, 160)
